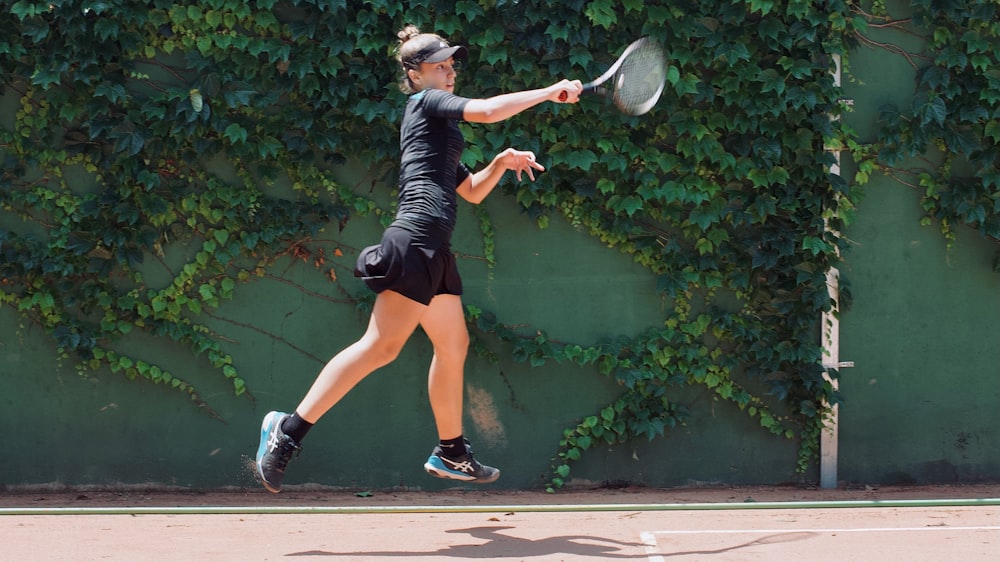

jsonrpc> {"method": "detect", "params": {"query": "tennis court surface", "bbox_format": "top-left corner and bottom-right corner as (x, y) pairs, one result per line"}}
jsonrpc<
(3, 485), (997, 560)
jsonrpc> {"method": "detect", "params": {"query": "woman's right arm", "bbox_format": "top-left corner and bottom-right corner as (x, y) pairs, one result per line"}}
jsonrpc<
(462, 79), (582, 124)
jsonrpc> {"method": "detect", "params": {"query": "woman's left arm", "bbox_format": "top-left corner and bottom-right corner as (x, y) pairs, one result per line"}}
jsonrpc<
(457, 148), (545, 204)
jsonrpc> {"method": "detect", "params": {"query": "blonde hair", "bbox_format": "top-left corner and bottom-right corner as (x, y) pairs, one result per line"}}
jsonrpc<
(395, 25), (448, 94)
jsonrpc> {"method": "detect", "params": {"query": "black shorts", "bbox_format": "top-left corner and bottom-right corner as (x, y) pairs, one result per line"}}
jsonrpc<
(354, 225), (462, 305)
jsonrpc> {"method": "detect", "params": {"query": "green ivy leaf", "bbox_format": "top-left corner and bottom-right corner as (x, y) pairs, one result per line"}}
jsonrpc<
(585, 0), (617, 29)
(801, 236), (831, 256)
(224, 123), (248, 144)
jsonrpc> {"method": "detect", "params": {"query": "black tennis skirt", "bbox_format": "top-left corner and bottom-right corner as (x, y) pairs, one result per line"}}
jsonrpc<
(354, 225), (462, 305)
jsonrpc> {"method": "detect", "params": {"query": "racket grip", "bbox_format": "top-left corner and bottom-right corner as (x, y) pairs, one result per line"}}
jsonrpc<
(558, 90), (567, 102)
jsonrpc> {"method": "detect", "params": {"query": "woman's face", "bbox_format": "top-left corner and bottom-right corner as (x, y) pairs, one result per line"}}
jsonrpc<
(410, 58), (459, 93)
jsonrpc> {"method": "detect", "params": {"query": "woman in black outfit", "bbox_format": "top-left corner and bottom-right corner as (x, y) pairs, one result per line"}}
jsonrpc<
(255, 25), (583, 492)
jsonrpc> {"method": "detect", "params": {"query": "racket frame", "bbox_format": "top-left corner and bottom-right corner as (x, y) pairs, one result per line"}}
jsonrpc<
(582, 37), (655, 93)
(559, 37), (665, 115)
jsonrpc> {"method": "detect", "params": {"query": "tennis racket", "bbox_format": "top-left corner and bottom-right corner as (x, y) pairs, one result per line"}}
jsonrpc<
(559, 37), (667, 116)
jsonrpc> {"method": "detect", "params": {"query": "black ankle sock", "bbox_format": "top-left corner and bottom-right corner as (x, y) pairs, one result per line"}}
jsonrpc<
(280, 412), (313, 443)
(438, 435), (468, 459)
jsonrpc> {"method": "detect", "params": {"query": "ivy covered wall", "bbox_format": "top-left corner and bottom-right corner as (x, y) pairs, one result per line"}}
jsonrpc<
(0, 0), (997, 489)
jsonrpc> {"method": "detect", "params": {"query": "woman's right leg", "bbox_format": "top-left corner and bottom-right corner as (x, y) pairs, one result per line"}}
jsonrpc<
(294, 289), (429, 422)
(256, 289), (427, 492)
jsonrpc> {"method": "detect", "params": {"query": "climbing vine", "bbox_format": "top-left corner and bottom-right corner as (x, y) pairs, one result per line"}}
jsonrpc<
(0, 0), (995, 488)
(848, 0), (1000, 260)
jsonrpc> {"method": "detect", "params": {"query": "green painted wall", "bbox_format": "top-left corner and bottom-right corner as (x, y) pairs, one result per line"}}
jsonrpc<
(838, 178), (1000, 484)
(837, 0), (1000, 485)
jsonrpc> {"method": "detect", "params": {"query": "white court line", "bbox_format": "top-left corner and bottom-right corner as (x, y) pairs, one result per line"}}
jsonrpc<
(641, 527), (1000, 562)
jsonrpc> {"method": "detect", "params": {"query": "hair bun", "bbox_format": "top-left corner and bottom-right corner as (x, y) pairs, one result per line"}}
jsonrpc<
(397, 25), (421, 43)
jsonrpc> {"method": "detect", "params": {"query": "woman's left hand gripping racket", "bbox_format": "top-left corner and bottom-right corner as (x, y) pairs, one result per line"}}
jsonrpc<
(559, 37), (667, 116)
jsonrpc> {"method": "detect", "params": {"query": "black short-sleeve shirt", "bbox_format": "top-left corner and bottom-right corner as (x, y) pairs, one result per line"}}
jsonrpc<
(395, 88), (471, 242)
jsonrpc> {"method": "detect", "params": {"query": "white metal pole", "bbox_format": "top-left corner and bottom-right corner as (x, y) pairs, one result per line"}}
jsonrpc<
(820, 54), (845, 490)
(820, 265), (841, 489)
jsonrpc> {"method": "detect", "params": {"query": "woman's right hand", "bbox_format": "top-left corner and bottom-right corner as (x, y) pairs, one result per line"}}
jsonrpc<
(551, 79), (583, 103)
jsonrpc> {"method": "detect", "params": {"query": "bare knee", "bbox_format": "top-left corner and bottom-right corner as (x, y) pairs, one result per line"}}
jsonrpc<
(358, 336), (406, 369)
(433, 329), (470, 364)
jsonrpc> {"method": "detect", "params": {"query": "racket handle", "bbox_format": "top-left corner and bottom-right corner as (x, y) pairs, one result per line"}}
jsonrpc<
(558, 84), (597, 102)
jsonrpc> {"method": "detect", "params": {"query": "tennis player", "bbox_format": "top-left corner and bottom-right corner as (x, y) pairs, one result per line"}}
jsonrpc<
(254, 26), (583, 492)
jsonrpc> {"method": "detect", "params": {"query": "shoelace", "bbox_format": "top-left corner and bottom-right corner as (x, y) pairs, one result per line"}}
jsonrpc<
(272, 439), (302, 470)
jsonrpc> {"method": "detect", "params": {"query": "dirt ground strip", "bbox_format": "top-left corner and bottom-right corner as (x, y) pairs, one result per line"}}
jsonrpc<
(2, 484), (998, 562)
(1, 482), (998, 508)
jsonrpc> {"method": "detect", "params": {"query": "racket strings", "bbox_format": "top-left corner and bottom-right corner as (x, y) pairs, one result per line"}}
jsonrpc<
(612, 42), (667, 115)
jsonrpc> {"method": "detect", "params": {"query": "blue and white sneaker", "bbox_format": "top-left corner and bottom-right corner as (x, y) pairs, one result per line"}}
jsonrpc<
(255, 411), (301, 493)
(423, 441), (500, 484)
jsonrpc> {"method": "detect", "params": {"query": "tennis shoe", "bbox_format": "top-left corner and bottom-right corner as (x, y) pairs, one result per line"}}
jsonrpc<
(255, 411), (301, 493)
(423, 441), (500, 484)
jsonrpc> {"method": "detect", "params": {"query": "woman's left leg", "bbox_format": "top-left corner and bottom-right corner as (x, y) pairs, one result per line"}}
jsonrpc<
(419, 293), (499, 483)
(418, 293), (470, 440)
